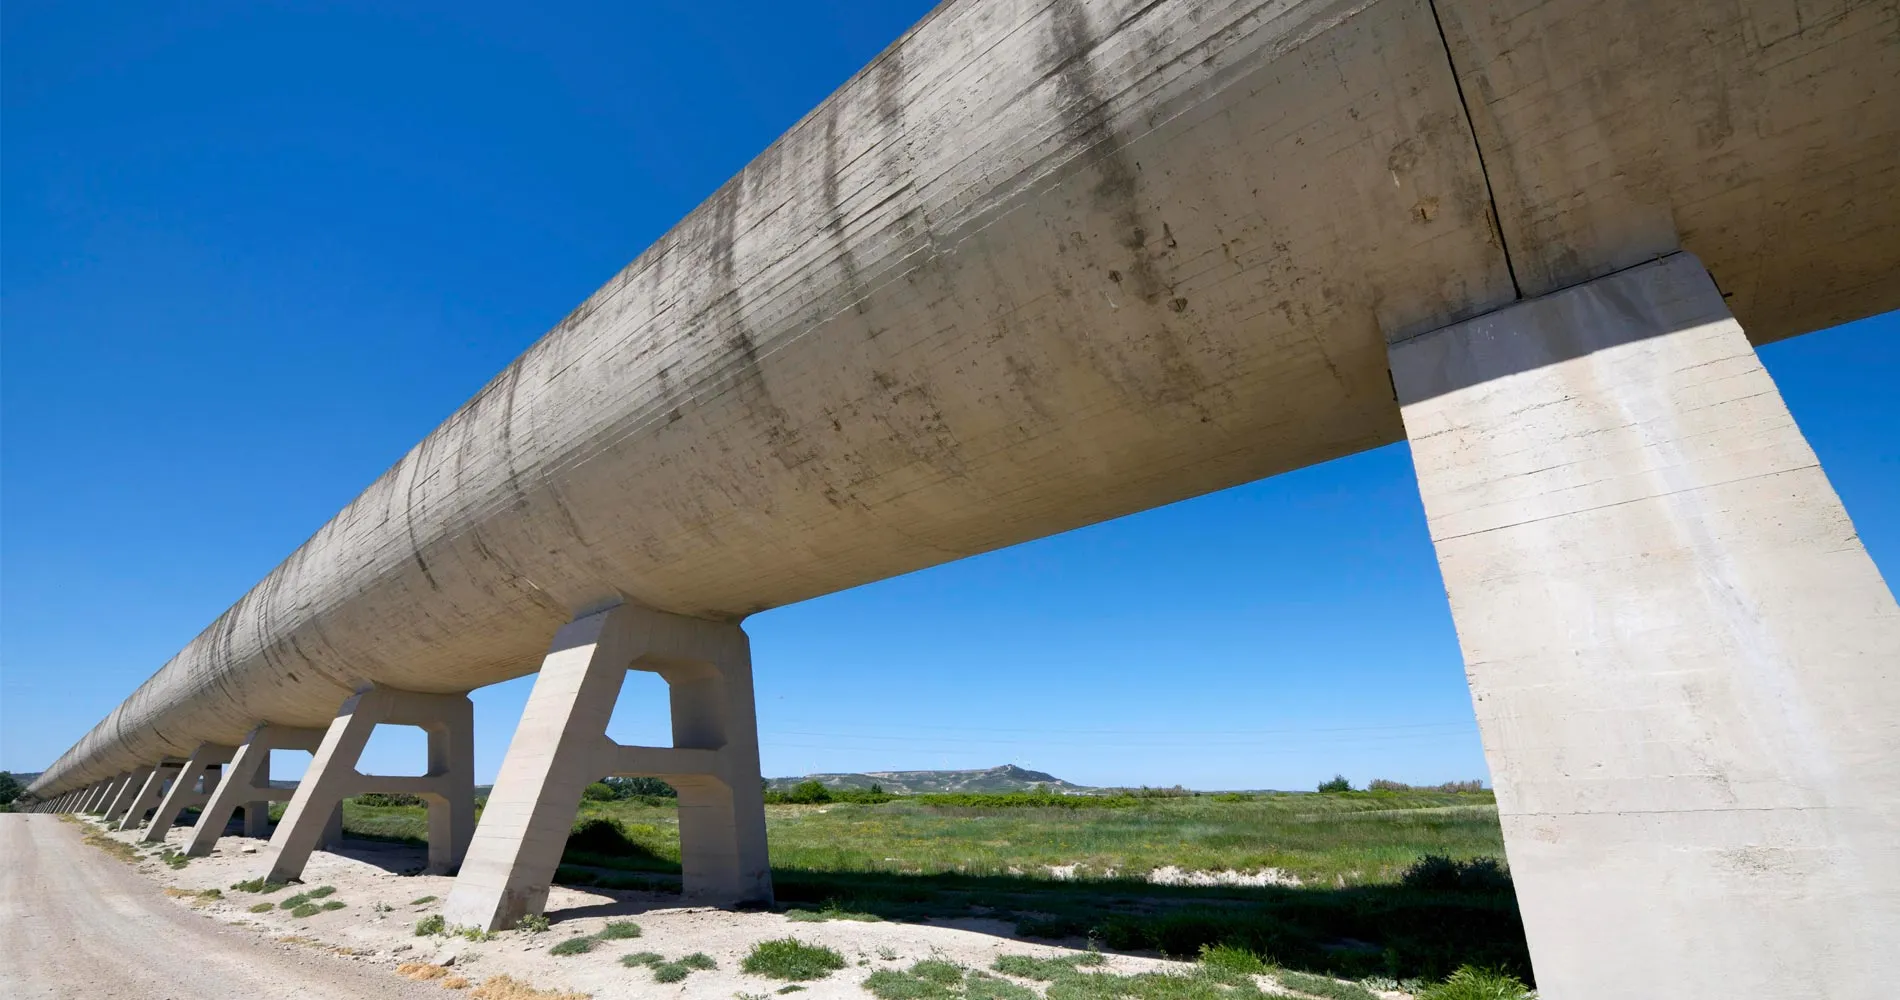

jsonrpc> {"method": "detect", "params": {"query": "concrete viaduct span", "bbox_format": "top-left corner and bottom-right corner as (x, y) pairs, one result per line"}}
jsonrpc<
(26, 0), (1898, 995)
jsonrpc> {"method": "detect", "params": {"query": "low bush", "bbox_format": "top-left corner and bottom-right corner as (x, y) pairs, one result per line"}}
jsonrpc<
(354, 792), (426, 808)
(549, 935), (595, 956)
(517, 913), (551, 934)
(1275, 969), (1377, 1000)
(742, 938), (847, 980)
(1416, 966), (1533, 1000)
(597, 919), (642, 940)
(231, 878), (290, 894)
(1318, 775), (1354, 793)
(414, 914), (446, 936)
(1399, 856), (1512, 893)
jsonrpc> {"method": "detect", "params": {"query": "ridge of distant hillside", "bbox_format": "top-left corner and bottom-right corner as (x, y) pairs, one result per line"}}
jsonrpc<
(765, 764), (1081, 794)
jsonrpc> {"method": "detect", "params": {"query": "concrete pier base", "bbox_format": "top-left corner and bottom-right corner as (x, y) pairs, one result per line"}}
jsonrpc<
(103, 767), (154, 824)
(142, 744), (234, 843)
(1391, 252), (1900, 999)
(117, 762), (183, 831)
(444, 604), (771, 931)
(187, 725), (332, 857)
(259, 688), (475, 882)
(80, 782), (110, 813)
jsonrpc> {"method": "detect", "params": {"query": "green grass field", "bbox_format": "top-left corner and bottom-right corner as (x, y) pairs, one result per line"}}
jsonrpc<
(325, 790), (1529, 984)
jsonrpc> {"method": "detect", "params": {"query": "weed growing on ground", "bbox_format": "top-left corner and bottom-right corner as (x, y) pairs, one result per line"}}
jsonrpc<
(75, 824), (141, 864)
(163, 887), (223, 904)
(1415, 967), (1533, 1000)
(743, 938), (848, 980)
(397, 962), (451, 981)
(231, 877), (290, 894)
(988, 953), (1273, 999)
(320, 900), (346, 912)
(458, 925), (497, 942)
(1199, 944), (1268, 977)
(289, 903), (320, 918)
(516, 913), (551, 934)
(415, 914), (447, 936)
(154, 848), (190, 869)
(442, 976), (471, 990)
(990, 953), (1106, 980)
(249, 902), (275, 913)
(374, 901), (395, 913)
(879, 946), (900, 961)
(651, 953), (716, 983)
(548, 935), (595, 956)
(619, 952), (663, 967)
(281, 886), (335, 909)
(465, 973), (588, 1000)
(776, 988), (806, 996)
(411, 895), (439, 905)
(786, 899), (883, 922)
(597, 919), (642, 939)
(1272, 969), (1377, 1000)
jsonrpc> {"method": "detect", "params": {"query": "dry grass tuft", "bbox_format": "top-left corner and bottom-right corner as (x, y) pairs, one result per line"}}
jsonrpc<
(467, 974), (590, 1000)
(443, 976), (472, 990)
(74, 823), (141, 864)
(398, 963), (453, 981)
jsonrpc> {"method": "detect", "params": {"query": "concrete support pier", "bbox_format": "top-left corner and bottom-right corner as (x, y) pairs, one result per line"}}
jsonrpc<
(444, 604), (772, 931)
(102, 767), (153, 824)
(259, 688), (475, 882)
(1390, 252), (1900, 999)
(118, 761), (183, 831)
(142, 744), (233, 843)
(187, 724), (333, 856)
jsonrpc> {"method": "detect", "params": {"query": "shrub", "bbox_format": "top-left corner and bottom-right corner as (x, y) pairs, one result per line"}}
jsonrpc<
(1198, 943), (1268, 976)
(410, 895), (438, 905)
(742, 938), (847, 980)
(581, 782), (617, 802)
(604, 776), (677, 799)
(517, 913), (551, 934)
(415, 914), (446, 936)
(1317, 775), (1354, 793)
(651, 953), (716, 983)
(248, 902), (274, 913)
(563, 817), (655, 858)
(783, 780), (832, 805)
(620, 952), (663, 967)
(230, 878), (290, 894)
(289, 903), (321, 918)
(1416, 967), (1533, 1000)
(355, 792), (426, 807)
(549, 935), (595, 956)
(1399, 856), (1513, 893)
(597, 919), (642, 940)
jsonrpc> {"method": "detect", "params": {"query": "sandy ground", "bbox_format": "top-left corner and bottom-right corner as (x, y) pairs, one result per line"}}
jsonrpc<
(2, 813), (1197, 999)
(0, 813), (444, 999)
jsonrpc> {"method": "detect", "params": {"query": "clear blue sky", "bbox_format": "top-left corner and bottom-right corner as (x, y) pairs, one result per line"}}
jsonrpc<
(4, 1), (1895, 791)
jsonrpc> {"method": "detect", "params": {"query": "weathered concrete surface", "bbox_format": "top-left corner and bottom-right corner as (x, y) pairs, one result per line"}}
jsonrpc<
(28, 0), (1899, 800)
(185, 725), (329, 857)
(444, 605), (770, 930)
(1391, 253), (1900, 999)
(259, 688), (475, 882)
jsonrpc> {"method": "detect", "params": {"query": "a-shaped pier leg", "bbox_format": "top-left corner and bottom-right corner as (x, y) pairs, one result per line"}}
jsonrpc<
(142, 744), (234, 843)
(186, 725), (331, 857)
(102, 767), (154, 824)
(1391, 253), (1900, 998)
(444, 604), (771, 931)
(258, 688), (474, 883)
(118, 761), (183, 831)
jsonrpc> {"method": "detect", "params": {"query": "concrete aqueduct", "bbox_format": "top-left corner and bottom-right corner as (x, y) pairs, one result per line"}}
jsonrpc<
(26, 0), (1899, 996)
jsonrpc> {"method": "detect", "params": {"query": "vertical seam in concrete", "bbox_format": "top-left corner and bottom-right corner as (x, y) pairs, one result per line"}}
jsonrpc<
(1424, 0), (1521, 300)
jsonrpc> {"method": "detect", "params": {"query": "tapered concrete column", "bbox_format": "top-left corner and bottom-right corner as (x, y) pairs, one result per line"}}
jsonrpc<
(1391, 252), (1900, 1000)
(187, 724), (330, 857)
(90, 775), (128, 815)
(103, 767), (154, 823)
(445, 603), (771, 931)
(142, 744), (234, 843)
(118, 761), (183, 831)
(79, 783), (109, 813)
(258, 687), (475, 882)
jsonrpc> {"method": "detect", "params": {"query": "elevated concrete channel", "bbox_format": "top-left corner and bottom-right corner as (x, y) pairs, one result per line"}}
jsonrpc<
(24, 0), (1898, 995)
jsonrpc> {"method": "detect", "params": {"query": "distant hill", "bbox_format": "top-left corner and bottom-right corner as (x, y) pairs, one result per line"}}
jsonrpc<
(766, 764), (1082, 795)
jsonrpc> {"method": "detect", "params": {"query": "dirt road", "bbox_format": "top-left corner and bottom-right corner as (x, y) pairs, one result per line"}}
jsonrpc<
(0, 814), (439, 1000)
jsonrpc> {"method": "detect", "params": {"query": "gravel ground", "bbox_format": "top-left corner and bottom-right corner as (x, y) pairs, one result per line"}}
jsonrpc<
(0, 813), (443, 999)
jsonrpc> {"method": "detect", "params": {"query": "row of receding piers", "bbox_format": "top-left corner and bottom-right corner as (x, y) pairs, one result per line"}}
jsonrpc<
(29, 603), (771, 931)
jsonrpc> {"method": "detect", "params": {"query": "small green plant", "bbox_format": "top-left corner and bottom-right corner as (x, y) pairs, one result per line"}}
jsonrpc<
(374, 901), (394, 913)
(280, 893), (311, 909)
(1399, 855), (1512, 893)
(619, 951), (662, 967)
(1274, 969), (1378, 1000)
(414, 913), (446, 936)
(320, 900), (346, 911)
(1317, 775), (1354, 793)
(289, 903), (321, 918)
(231, 878), (290, 894)
(878, 946), (899, 961)
(785, 899), (882, 923)
(775, 988), (806, 996)
(990, 953), (1106, 980)
(517, 913), (551, 934)
(410, 895), (438, 905)
(248, 902), (275, 913)
(457, 924), (496, 942)
(1198, 944), (1268, 977)
(155, 848), (190, 870)
(305, 885), (336, 899)
(549, 935), (596, 956)
(1416, 967), (1534, 1000)
(867, 960), (1038, 1000)
(742, 938), (848, 981)
(597, 919), (642, 939)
